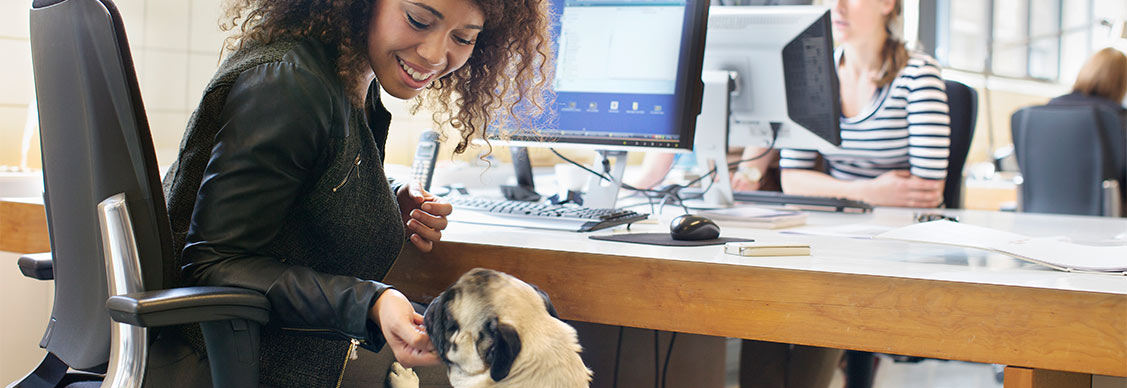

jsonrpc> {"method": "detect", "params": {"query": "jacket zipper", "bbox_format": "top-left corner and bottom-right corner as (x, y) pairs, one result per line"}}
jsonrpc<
(280, 328), (363, 388)
(335, 338), (360, 388)
(332, 153), (363, 192)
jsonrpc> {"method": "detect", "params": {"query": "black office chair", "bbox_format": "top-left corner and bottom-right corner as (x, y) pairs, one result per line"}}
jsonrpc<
(13, 0), (269, 387)
(1011, 104), (1125, 216)
(942, 80), (978, 208)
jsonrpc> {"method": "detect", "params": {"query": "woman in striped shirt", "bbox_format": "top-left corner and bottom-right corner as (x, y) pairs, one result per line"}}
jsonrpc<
(779, 0), (951, 208)
(743, 1), (950, 387)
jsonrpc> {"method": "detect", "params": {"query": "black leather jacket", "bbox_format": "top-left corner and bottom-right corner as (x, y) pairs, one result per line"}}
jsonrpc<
(160, 39), (405, 387)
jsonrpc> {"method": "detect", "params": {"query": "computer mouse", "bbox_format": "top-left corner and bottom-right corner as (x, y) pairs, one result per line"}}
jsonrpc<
(669, 214), (720, 241)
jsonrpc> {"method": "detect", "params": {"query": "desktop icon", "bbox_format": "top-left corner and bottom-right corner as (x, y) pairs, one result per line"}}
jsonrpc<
(589, 102), (598, 110)
(610, 101), (619, 110)
(654, 105), (663, 112)
(632, 102), (639, 111)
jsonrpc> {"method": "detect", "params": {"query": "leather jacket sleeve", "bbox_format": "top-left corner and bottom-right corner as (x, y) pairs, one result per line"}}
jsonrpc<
(388, 177), (405, 197)
(181, 62), (388, 348)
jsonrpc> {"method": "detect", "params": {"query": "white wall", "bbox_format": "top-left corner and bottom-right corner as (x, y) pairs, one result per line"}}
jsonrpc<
(0, 0), (225, 381)
(0, 0), (234, 169)
(0, 0), (460, 171)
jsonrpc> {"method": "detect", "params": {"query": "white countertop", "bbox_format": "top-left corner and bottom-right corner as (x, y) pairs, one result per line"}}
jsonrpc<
(442, 207), (1127, 295)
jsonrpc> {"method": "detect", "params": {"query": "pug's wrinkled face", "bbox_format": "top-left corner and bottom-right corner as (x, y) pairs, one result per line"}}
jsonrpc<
(423, 268), (559, 383)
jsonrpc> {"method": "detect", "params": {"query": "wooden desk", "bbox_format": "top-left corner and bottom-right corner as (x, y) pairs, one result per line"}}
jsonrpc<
(4, 199), (1124, 387)
(0, 198), (50, 254)
(386, 208), (1126, 388)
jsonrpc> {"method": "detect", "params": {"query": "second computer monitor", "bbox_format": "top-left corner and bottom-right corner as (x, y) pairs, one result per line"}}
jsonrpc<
(704, 6), (841, 151)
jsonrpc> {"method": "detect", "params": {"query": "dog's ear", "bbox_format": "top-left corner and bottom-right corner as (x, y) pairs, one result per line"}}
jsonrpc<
(424, 293), (452, 362)
(529, 284), (559, 319)
(485, 317), (522, 382)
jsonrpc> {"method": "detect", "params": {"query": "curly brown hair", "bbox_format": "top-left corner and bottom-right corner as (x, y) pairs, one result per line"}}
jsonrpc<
(220, 0), (554, 154)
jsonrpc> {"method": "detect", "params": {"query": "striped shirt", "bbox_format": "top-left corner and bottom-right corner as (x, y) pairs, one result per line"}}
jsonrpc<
(780, 52), (951, 180)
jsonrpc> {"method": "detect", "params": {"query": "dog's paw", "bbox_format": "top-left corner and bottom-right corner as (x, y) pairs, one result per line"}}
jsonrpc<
(387, 362), (420, 388)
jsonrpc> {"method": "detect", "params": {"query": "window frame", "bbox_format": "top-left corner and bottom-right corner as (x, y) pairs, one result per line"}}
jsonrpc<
(931, 0), (1092, 83)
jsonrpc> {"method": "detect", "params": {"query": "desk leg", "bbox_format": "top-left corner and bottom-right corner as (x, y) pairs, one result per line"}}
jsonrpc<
(1004, 366), (1092, 388)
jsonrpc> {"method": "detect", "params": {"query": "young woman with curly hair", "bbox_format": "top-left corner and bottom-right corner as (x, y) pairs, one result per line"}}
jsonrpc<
(155, 0), (551, 386)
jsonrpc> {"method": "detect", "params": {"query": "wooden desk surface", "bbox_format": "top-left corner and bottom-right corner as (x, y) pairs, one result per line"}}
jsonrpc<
(387, 208), (1126, 378)
(0, 198), (50, 254)
(3, 198), (1124, 377)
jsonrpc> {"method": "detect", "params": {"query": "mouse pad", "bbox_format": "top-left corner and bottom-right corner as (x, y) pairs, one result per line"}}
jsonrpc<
(589, 233), (752, 247)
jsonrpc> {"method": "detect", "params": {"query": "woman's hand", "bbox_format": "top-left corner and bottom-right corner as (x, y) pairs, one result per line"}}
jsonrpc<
(372, 289), (440, 367)
(730, 167), (763, 192)
(861, 170), (944, 208)
(728, 147), (776, 192)
(396, 182), (453, 252)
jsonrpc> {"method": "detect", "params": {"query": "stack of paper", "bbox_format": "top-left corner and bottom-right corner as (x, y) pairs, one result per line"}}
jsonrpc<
(876, 221), (1127, 273)
(697, 206), (807, 229)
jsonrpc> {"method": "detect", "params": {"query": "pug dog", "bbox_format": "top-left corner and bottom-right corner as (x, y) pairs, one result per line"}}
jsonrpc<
(388, 268), (591, 388)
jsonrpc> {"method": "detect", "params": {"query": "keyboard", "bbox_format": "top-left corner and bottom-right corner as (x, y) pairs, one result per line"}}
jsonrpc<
(732, 190), (873, 213)
(446, 196), (648, 232)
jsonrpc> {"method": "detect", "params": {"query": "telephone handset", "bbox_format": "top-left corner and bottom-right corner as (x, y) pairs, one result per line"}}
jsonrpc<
(412, 130), (440, 191)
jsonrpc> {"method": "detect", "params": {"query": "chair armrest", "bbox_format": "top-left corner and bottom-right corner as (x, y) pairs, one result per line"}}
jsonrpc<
(17, 252), (53, 280)
(106, 286), (270, 327)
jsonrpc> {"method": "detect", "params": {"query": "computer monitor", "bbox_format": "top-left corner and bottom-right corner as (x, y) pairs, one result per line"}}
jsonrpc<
(703, 6), (841, 151)
(487, 0), (711, 208)
(686, 5), (841, 206)
(493, 0), (709, 151)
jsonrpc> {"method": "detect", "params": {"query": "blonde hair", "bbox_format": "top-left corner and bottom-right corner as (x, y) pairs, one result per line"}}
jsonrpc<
(1072, 47), (1127, 103)
(875, 0), (909, 87)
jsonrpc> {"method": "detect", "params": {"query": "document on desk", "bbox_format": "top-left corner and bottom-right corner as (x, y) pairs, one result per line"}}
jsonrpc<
(876, 221), (1127, 273)
(782, 223), (895, 239)
(696, 206), (807, 229)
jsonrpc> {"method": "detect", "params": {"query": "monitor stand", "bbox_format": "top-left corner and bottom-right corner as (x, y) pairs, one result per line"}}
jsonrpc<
(584, 149), (628, 209)
(581, 72), (733, 210)
(692, 70), (737, 208)
(501, 146), (541, 202)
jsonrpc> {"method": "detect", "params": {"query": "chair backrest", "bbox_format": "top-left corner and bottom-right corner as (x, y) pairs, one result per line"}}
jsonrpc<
(1011, 104), (1126, 216)
(29, 0), (174, 371)
(943, 80), (978, 208)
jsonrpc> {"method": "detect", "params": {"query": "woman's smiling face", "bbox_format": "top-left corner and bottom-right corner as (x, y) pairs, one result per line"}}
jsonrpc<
(367, 0), (485, 99)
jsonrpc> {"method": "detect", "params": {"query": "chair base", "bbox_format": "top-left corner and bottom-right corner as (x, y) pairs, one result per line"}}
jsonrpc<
(8, 353), (102, 388)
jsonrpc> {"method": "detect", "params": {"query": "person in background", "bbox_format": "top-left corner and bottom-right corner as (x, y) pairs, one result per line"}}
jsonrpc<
(156, 0), (552, 386)
(742, 0), (951, 387)
(1047, 47), (1127, 126)
(779, 0), (950, 209)
(629, 148), (780, 193)
(1045, 47), (1127, 216)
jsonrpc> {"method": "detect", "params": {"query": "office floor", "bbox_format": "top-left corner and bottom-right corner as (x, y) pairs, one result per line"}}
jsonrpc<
(723, 339), (1003, 388)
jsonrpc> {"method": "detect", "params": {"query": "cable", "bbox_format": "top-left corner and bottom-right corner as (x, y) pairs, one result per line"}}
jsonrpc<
(548, 125), (778, 214)
(682, 165), (717, 188)
(549, 148), (690, 212)
(612, 326), (623, 388)
(726, 126), (780, 168)
(549, 148), (664, 195)
(676, 125), (781, 203)
(548, 147), (698, 214)
(661, 333), (677, 388)
(550, 148), (612, 183)
(653, 330), (660, 388)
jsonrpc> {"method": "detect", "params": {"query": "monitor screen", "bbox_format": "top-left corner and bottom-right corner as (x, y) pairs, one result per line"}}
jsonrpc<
(489, 0), (709, 151)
